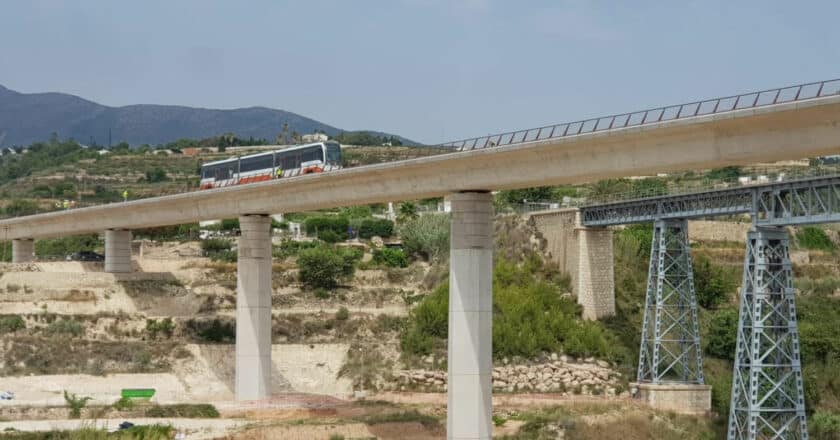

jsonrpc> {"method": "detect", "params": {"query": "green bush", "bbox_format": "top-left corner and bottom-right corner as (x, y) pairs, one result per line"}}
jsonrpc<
(298, 246), (358, 289)
(185, 318), (235, 343)
(812, 411), (840, 439)
(144, 167), (169, 183)
(4, 199), (40, 217)
(399, 214), (449, 261)
(693, 254), (736, 309)
(48, 318), (83, 337)
(358, 218), (394, 238)
(705, 308), (739, 360)
(336, 306), (350, 321)
(201, 238), (232, 253)
(145, 318), (175, 339)
(797, 295), (840, 363)
(35, 234), (102, 258)
(0, 315), (25, 334)
(134, 223), (200, 241)
(372, 248), (409, 268)
(201, 238), (235, 261)
(63, 390), (92, 419)
(706, 166), (742, 181)
(304, 215), (349, 240)
(318, 229), (344, 243)
(402, 257), (628, 362)
(797, 226), (836, 251)
(145, 403), (219, 418)
(273, 239), (320, 259)
(220, 218), (240, 231)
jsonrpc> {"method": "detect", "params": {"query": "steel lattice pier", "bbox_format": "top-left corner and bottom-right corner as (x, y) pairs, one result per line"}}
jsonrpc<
(727, 228), (808, 440)
(637, 219), (704, 384)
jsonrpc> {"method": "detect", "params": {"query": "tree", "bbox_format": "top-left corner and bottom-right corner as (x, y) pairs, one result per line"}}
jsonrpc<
(397, 202), (418, 223)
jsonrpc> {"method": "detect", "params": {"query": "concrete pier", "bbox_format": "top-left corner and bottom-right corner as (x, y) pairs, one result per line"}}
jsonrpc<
(104, 229), (132, 273)
(447, 192), (494, 440)
(527, 208), (615, 319)
(235, 214), (273, 401)
(11, 239), (34, 263)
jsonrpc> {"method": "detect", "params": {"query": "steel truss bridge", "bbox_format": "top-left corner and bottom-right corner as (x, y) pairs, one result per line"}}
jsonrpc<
(580, 174), (840, 228)
(578, 174), (840, 439)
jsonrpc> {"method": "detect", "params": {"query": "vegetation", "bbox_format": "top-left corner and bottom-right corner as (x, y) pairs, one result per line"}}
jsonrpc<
(145, 318), (175, 340)
(35, 235), (102, 258)
(200, 238), (236, 262)
(693, 253), (738, 309)
(399, 214), (450, 261)
(333, 131), (403, 146)
(0, 315), (26, 334)
(0, 140), (99, 186)
(273, 239), (320, 259)
(357, 217), (394, 238)
(401, 255), (628, 362)
(297, 245), (360, 289)
(372, 247), (409, 268)
(705, 166), (742, 181)
(133, 223), (199, 241)
(797, 226), (836, 251)
(144, 403), (219, 418)
(705, 308), (739, 360)
(304, 215), (349, 241)
(63, 390), (92, 419)
(185, 318), (235, 343)
(47, 319), (84, 337)
(0, 425), (175, 439)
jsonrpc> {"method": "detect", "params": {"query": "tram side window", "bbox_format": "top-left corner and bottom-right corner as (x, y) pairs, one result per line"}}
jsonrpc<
(240, 154), (273, 173)
(301, 147), (323, 163)
(281, 153), (299, 170)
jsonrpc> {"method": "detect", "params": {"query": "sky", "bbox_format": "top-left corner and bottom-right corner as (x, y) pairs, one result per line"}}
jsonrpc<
(1, 0), (839, 144)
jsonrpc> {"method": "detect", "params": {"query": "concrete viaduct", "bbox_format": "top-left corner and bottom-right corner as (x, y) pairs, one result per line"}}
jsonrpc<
(3, 81), (840, 439)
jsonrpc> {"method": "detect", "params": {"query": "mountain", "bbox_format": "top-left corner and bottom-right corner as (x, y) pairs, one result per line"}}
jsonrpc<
(0, 84), (414, 147)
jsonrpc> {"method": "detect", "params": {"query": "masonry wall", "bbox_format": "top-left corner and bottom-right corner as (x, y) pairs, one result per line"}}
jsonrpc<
(528, 208), (615, 319)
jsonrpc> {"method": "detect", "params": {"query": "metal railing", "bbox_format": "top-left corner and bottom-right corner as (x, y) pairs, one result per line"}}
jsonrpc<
(429, 78), (840, 153)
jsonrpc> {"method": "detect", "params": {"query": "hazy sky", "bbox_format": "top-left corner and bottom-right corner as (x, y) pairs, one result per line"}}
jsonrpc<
(1, 0), (839, 143)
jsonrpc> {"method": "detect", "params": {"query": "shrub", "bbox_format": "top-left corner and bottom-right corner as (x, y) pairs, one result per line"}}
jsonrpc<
(400, 214), (449, 261)
(812, 411), (840, 439)
(145, 318), (175, 339)
(705, 308), (739, 360)
(358, 218), (394, 238)
(0, 315), (25, 334)
(220, 218), (240, 231)
(318, 229), (344, 243)
(304, 215), (349, 240)
(63, 390), (92, 419)
(297, 246), (359, 289)
(335, 306), (350, 321)
(706, 166), (742, 181)
(145, 403), (219, 418)
(401, 258), (628, 362)
(693, 254), (736, 309)
(797, 295), (840, 362)
(185, 318), (235, 343)
(35, 234), (101, 258)
(144, 167), (169, 183)
(4, 199), (40, 217)
(48, 318), (83, 337)
(797, 226), (835, 251)
(273, 239), (319, 259)
(372, 248), (408, 268)
(200, 238), (232, 253)
(201, 238), (235, 261)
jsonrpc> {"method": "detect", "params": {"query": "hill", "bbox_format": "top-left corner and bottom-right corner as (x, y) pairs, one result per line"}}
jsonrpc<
(0, 84), (415, 147)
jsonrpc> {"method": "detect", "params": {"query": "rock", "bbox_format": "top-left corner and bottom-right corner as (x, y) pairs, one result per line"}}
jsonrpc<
(596, 360), (610, 368)
(371, 236), (385, 247)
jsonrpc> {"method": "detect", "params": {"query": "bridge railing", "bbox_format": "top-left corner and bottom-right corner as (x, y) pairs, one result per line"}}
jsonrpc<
(427, 79), (840, 154)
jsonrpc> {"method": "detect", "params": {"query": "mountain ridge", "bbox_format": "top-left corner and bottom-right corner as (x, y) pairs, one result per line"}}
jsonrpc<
(0, 84), (414, 147)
